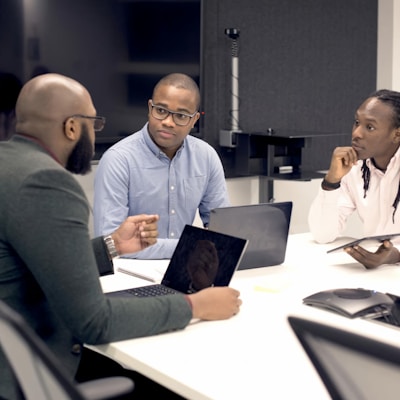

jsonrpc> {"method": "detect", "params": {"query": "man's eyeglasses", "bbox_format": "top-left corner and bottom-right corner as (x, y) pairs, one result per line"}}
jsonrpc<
(149, 100), (198, 127)
(65, 114), (106, 131)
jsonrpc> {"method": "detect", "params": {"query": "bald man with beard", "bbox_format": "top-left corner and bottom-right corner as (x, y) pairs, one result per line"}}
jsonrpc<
(0, 74), (242, 399)
(14, 73), (96, 173)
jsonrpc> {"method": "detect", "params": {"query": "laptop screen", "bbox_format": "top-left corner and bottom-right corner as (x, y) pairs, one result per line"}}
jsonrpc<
(288, 316), (400, 400)
(209, 202), (292, 269)
(161, 225), (248, 293)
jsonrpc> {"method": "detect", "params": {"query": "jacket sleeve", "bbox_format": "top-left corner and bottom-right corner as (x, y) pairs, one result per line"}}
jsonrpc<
(8, 169), (192, 345)
(92, 236), (114, 276)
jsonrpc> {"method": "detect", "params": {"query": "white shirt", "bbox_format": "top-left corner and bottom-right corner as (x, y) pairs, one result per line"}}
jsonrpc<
(308, 146), (400, 243)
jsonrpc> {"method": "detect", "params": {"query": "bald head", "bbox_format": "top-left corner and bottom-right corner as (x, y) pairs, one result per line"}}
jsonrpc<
(16, 73), (93, 136)
(15, 73), (96, 166)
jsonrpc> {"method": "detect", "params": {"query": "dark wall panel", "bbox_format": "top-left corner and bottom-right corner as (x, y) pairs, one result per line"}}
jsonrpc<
(201, 0), (377, 175)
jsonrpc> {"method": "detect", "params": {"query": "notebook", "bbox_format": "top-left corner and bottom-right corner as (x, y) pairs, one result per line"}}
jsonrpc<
(107, 224), (248, 298)
(208, 201), (292, 269)
(288, 315), (400, 400)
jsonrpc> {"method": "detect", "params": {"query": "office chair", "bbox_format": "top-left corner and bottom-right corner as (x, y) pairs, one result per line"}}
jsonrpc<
(0, 299), (134, 400)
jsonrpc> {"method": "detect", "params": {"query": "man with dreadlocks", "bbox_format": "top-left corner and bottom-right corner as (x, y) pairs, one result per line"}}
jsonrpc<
(308, 89), (400, 269)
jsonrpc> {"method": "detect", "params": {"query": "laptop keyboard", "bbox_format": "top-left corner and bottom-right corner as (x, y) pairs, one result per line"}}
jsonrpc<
(124, 284), (179, 297)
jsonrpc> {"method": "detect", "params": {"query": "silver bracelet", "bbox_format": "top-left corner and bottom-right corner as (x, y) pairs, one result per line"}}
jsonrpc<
(104, 235), (118, 259)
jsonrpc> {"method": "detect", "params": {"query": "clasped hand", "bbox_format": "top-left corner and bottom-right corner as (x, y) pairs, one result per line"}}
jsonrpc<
(111, 214), (159, 256)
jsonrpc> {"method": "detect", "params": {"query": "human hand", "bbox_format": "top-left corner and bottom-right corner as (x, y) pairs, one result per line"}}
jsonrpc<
(186, 240), (219, 291)
(345, 240), (400, 269)
(188, 287), (242, 320)
(325, 146), (358, 184)
(111, 214), (159, 255)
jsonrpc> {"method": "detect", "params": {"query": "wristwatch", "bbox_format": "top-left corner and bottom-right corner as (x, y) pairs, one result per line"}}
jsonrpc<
(104, 235), (118, 259)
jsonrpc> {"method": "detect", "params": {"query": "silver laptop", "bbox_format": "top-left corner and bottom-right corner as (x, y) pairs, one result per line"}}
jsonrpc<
(108, 225), (248, 297)
(288, 315), (400, 400)
(208, 202), (292, 269)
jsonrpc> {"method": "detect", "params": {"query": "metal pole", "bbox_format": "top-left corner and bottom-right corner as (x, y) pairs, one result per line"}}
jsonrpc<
(219, 28), (241, 148)
(225, 28), (240, 131)
(231, 37), (239, 131)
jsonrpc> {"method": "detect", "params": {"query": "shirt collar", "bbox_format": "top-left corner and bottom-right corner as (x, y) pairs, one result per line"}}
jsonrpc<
(366, 145), (400, 172)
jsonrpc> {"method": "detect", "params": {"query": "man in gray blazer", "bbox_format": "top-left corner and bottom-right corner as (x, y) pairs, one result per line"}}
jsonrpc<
(0, 73), (242, 399)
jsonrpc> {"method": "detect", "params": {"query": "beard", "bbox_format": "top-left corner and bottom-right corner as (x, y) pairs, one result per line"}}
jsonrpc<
(66, 124), (94, 175)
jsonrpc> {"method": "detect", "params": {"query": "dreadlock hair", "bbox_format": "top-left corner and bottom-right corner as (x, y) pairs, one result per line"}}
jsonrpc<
(360, 89), (400, 223)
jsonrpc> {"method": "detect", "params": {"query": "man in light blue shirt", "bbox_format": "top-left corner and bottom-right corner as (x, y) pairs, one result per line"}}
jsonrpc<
(94, 73), (230, 258)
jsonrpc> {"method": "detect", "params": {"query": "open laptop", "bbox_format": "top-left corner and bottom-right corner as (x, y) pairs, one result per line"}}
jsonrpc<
(208, 202), (292, 269)
(288, 315), (400, 400)
(108, 224), (248, 297)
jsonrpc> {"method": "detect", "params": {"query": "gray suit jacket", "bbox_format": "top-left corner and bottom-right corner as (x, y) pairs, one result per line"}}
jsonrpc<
(0, 135), (192, 399)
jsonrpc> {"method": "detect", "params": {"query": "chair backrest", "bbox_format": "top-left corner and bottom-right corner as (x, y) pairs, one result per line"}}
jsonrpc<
(0, 300), (135, 400)
(0, 300), (87, 400)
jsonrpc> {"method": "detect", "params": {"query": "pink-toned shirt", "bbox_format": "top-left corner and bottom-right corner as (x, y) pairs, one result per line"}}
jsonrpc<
(308, 146), (400, 244)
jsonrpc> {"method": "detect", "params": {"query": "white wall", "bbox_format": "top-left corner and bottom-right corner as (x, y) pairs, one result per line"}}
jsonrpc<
(274, 179), (362, 238)
(73, 166), (96, 238)
(377, 0), (400, 90)
(191, 176), (259, 227)
(274, 179), (322, 234)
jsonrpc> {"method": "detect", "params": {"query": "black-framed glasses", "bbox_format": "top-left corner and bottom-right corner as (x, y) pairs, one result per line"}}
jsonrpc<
(149, 100), (198, 127)
(65, 114), (106, 131)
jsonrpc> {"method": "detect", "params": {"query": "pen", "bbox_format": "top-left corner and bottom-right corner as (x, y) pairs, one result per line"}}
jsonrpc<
(117, 267), (157, 283)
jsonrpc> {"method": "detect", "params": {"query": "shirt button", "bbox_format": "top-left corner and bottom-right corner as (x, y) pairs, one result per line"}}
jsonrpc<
(170, 232), (175, 237)
(170, 186), (175, 191)
(171, 209), (175, 214)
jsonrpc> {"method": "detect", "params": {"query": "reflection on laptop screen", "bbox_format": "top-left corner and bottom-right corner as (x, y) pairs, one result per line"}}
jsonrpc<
(108, 225), (248, 298)
(162, 225), (248, 293)
(288, 316), (400, 400)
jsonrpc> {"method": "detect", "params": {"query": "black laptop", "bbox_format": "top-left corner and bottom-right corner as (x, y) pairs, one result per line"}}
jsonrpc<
(108, 225), (248, 297)
(208, 202), (292, 269)
(288, 315), (400, 400)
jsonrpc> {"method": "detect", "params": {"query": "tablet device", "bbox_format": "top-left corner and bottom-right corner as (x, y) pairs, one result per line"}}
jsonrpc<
(327, 233), (400, 253)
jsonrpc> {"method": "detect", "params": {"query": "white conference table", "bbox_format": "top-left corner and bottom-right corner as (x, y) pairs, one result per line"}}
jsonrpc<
(93, 233), (400, 400)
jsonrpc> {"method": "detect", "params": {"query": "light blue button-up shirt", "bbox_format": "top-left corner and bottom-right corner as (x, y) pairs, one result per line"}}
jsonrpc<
(93, 123), (230, 259)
